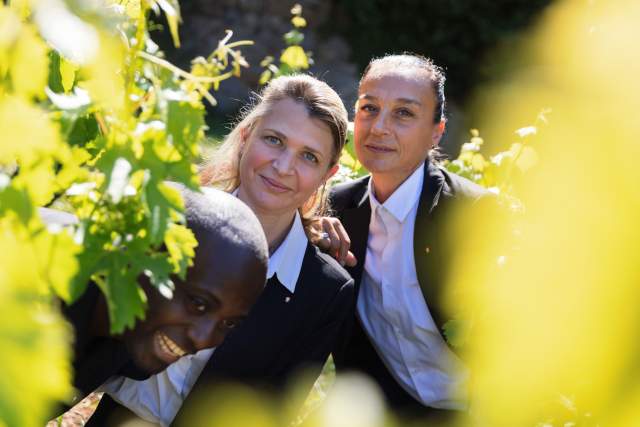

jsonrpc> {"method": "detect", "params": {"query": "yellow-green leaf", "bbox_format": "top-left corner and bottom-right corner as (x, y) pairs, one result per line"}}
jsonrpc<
(280, 45), (309, 70)
(10, 23), (49, 99)
(82, 35), (125, 112)
(164, 222), (196, 276)
(291, 16), (307, 28)
(0, 7), (21, 77)
(60, 57), (78, 92)
(258, 69), (272, 85)
(0, 96), (61, 165)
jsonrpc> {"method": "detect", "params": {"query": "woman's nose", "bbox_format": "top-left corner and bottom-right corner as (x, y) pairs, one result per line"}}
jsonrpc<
(371, 110), (391, 136)
(272, 151), (295, 175)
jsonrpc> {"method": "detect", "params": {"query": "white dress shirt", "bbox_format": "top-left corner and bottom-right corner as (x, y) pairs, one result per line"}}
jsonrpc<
(101, 210), (309, 426)
(357, 163), (469, 410)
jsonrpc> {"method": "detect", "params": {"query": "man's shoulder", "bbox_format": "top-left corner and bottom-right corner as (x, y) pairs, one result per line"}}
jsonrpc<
(328, 175), (371, 213)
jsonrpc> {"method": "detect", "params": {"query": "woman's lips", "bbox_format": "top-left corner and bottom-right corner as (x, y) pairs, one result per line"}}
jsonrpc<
(259, 175), (291, 193)
(365, 144), (395, 153)
(153, 331), (187, 364)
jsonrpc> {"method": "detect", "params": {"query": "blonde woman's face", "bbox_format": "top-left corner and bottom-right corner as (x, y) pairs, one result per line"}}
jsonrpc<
(238, 98), (338, 217)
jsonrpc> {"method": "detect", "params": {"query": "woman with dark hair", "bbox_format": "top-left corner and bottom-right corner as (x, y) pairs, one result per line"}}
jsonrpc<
(91, 74), (355, 426)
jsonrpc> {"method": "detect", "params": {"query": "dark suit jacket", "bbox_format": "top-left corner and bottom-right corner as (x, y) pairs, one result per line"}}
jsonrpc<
(329, 161), (489, 416)
(89, 242), (354, 426)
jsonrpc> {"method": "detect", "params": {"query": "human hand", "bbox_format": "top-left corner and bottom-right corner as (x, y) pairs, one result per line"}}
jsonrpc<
(306, 217), (357, 267)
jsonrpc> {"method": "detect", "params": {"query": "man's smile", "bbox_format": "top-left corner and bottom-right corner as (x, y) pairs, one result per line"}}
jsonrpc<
(154, 331), (187, 364)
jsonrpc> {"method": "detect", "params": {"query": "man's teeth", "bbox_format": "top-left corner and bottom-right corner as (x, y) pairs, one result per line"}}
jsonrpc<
(159, 333), (186, 357)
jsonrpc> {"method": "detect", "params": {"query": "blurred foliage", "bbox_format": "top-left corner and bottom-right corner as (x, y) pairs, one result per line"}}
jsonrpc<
(1, 0), (250, 424)
(333, 0), (553, 102)
(442, 0), (640, 425)
(443, 116), (545, 195)
(259, 3), (311, 85)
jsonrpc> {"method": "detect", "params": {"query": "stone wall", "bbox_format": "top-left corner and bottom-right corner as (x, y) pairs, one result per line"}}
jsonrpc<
(166, 0), (359, 117)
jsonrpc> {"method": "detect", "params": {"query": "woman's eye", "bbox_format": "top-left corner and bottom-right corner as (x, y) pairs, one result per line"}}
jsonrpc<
(222, 319), (241, 330)
(188, 295), (208, 313)
(397, 108), (415, 118)
(302, 151), (319, 164)
(360, 104), (378, 114)
(264, 135), (282, 146)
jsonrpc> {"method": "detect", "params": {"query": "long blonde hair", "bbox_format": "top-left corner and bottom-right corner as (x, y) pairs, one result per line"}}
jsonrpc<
(200, 74), (348, 222)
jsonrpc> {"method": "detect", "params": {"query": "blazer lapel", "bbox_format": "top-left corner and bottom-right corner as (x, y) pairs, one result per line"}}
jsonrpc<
(413, 162), (451, 336)
(339, 180), (371, 294)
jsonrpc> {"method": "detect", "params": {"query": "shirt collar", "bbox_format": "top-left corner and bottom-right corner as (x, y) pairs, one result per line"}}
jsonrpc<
(368, 162), (425, 222)
(229, 187), (306, 293)
(266, 210), (307, 293)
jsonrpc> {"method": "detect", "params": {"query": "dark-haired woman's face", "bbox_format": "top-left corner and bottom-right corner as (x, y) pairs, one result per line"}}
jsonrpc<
(354, 70), (444, 187)
(237, 98), (338, 217)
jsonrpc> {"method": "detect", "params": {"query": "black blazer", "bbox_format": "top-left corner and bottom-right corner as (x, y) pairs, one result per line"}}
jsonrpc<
(329, 161), (489, 415)
(89, 242), (355, 426)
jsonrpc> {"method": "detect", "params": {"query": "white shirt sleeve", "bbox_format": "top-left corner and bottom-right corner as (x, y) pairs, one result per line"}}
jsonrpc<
(100, 348), (215, 427)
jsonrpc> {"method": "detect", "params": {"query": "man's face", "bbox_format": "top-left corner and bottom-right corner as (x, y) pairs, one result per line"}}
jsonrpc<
(354, 68), (444, 192)
(123, 237), (265, 374)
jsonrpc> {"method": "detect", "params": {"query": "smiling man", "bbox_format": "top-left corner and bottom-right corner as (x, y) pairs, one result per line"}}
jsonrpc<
(322, 54), (491, 422)
(53, 186), (268, 403)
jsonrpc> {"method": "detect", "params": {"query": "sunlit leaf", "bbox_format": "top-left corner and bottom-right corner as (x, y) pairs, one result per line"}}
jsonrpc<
(60, 56), (78, 92)
(164, 222), (196, 278)
(0, 96), (61, 165)
(291, 16), (307, 28)
(10, 23), (49, 99)
(165, 96), (205, 157)
(280, 45), (309, 70)
(259, 69), (273, 85)
(96, 256), (147, 333)
(81, 35), (125, 112)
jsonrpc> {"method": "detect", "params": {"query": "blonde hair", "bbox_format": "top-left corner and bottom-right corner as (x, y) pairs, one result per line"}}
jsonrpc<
(200, 74), (348, 223)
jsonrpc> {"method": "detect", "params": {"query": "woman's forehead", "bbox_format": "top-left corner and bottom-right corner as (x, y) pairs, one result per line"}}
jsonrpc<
(257, 100), (333, 146)
(359, 72), (435, 105)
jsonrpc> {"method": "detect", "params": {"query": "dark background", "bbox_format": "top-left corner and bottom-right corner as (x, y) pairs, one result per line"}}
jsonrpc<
(152, 0), (553, 154)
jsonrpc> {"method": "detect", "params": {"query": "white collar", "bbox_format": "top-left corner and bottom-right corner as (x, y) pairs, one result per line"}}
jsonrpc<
(368, 163), (424, 222)
(229, 187), (306, 293)
(266, 210), (307, 293)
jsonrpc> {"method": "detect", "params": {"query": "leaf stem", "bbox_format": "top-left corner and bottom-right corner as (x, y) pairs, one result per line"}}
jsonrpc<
(137, 51), (237, 84)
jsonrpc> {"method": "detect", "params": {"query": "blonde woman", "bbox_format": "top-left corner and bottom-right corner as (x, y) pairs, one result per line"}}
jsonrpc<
(91, 75), (355, 426)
